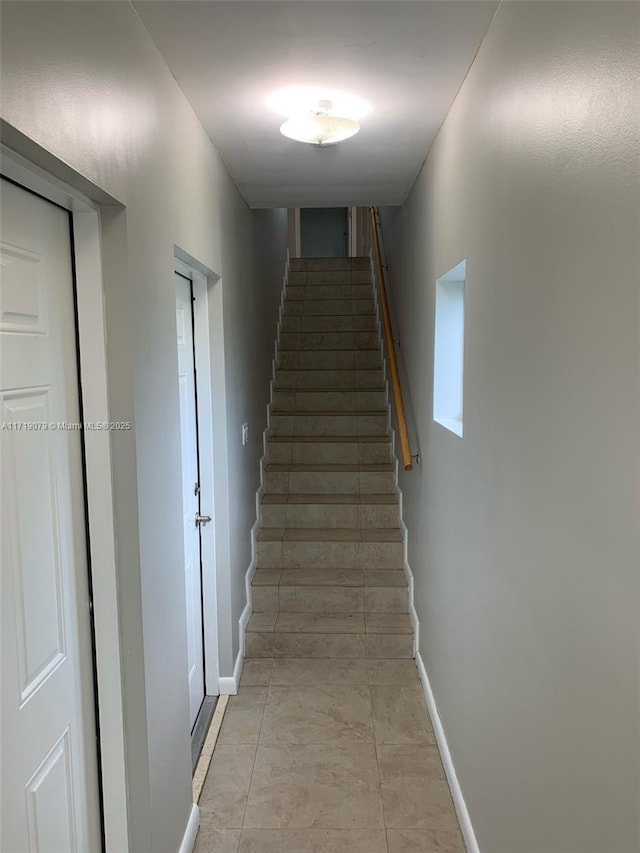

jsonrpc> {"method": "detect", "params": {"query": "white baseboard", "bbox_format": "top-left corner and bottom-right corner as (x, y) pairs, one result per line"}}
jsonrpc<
(177, 803), (200, 853)
(219, 602), (251, 695)
(415, 652), (480, 853)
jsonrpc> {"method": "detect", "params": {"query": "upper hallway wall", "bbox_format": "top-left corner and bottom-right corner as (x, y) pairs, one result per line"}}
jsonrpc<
(379, 2), (640, 851)
(0, 3), (288, 851)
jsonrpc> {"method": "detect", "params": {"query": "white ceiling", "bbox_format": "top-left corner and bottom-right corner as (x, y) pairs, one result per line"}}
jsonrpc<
(134, 1), (498, 208)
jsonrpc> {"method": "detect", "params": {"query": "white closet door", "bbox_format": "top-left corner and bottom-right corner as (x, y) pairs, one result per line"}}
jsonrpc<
(175, 273), (205, 728)
(1, 179), (101, 852)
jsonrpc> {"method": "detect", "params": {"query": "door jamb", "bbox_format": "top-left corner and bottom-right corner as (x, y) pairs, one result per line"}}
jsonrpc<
(174, 256), (221, 696)
(1, 146), (129, 851)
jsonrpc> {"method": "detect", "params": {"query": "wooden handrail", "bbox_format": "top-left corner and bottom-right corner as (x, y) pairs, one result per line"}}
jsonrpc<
(368, 207), (413, 471)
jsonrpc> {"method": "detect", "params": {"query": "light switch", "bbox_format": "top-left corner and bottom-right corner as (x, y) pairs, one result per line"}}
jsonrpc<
(242, 423), (249, 446)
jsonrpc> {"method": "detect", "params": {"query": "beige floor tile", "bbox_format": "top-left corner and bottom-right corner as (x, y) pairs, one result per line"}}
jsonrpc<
(193, 825), (241, 853)
(218, 688), (268, 746)
(370, 684), (435, 745)
(365, 632), (413, 657)
(386, 828), (466, 852)
(245, 632), (274, 658)
(251, 569), (281, 586)
(367, 660), (420, 684)
(365, 587), (408, 613)
(260, 685), (374, 744)
(377, 745), (458, 831)
(198, 745), (256, 828)
(270, 658), (368, 686)
(246, 613), (277, 632)
(273, 632), (366, 658)
(251, 586), (278, 612)
(239, 829), (388, 853)
(364, 570), (409, 588)
(279, 585), (364, 614)
(244, 744), (384, 829)
(240, 659), (274, 686)
(366, 614), (413, 634)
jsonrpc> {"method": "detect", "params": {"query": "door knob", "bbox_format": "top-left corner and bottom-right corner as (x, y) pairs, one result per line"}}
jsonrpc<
(195, 513), (212, 526)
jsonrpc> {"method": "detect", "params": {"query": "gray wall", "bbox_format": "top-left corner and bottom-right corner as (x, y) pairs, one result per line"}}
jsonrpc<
(0, 3), (288, 851)
(380, 3), (639, 851)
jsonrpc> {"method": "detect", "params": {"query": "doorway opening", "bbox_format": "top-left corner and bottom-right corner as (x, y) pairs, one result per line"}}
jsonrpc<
(301, 207), (349, 257)
(174, 258), (220, 769)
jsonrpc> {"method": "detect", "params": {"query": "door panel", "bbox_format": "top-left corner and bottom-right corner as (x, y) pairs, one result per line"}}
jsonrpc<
(175, 273), (205, 729)
(1, 178), (101, 852)
(301, 207), (349, 257)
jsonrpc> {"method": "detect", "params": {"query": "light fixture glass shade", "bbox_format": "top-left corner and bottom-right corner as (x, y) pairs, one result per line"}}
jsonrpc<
(280, 113), (360, 146)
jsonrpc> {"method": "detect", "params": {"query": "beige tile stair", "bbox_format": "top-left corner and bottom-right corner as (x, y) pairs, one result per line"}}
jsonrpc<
(247, 256), (413, 662)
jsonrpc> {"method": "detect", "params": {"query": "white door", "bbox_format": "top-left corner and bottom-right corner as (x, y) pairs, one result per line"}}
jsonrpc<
(1, 179), (101, 852)
(175, 273), (205, 728)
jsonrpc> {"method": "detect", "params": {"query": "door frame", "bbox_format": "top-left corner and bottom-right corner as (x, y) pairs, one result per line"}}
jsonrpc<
(1, 146), (129, 850)
(174, 255), (221, 696)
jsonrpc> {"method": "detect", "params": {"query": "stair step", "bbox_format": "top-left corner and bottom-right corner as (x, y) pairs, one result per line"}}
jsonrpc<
(289, 257), (370, 272)
(263, 465), (395, 496)
(285, 281), (373, 304)
(252, 568), (408, 589)
(279, 331), (378, 351)
(257, 526), (402, 542)
(284, 295), (374, 313)
(261, 499), (399, 529)
(274, 369), (383, 390)
(278, 350), (381, 370)
(266, 436), (391, 467)
(245, 611), (413, 659)
(272, 586), (406, 615)
(287, 271), (372, 286)
(281, 316), (376, 333)
(256, 535), (403, 570)
(269, 412), (388, 438)
(272, 389), (386, 414)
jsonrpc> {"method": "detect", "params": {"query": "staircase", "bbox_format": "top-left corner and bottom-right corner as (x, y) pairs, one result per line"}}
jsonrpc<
(246, 256), (414, 661)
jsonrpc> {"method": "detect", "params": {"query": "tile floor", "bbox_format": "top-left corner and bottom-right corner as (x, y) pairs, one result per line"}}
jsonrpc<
(193, 258), (465, 852)
(194, 657), (465, 853)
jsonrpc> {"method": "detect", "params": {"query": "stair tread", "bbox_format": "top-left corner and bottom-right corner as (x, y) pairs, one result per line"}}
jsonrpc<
(274, 386), (386, 392)
(268, 435), (389, 443)
(247, 612), (412, 634)
(257, 527), (402, 542)
(270, 409), (387, 416)
(264, 463), (393, 472)
(262, 494), (398, 505)
(252, 568), (408, 588)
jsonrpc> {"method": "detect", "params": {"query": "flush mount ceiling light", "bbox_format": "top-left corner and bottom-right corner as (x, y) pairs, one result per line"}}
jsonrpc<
(280, 99), (360, 146)
(267, 86), (370, 147)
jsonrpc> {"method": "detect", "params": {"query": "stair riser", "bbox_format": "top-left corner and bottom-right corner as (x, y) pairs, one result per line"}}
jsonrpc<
(287, 270), (372, 286)
(287, 285), (363, 300)
(252, 585), (408, 614)
(273, 390), (386, 413)
(281, 316), (376, 333)
(266, 442), (391, 466)
(245, 631), (413, 659)
(279, 332), (379, 350)
(275, 369), (383, 390)
(284, 298), (375, 319)
(269, 414), (388, 437)
(278, 350), (381, 370)
(264, 471), (395, 495)
(256, 540), (404, 570)
(261, 502), (398, 528)
(289, 257), (370, 273)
